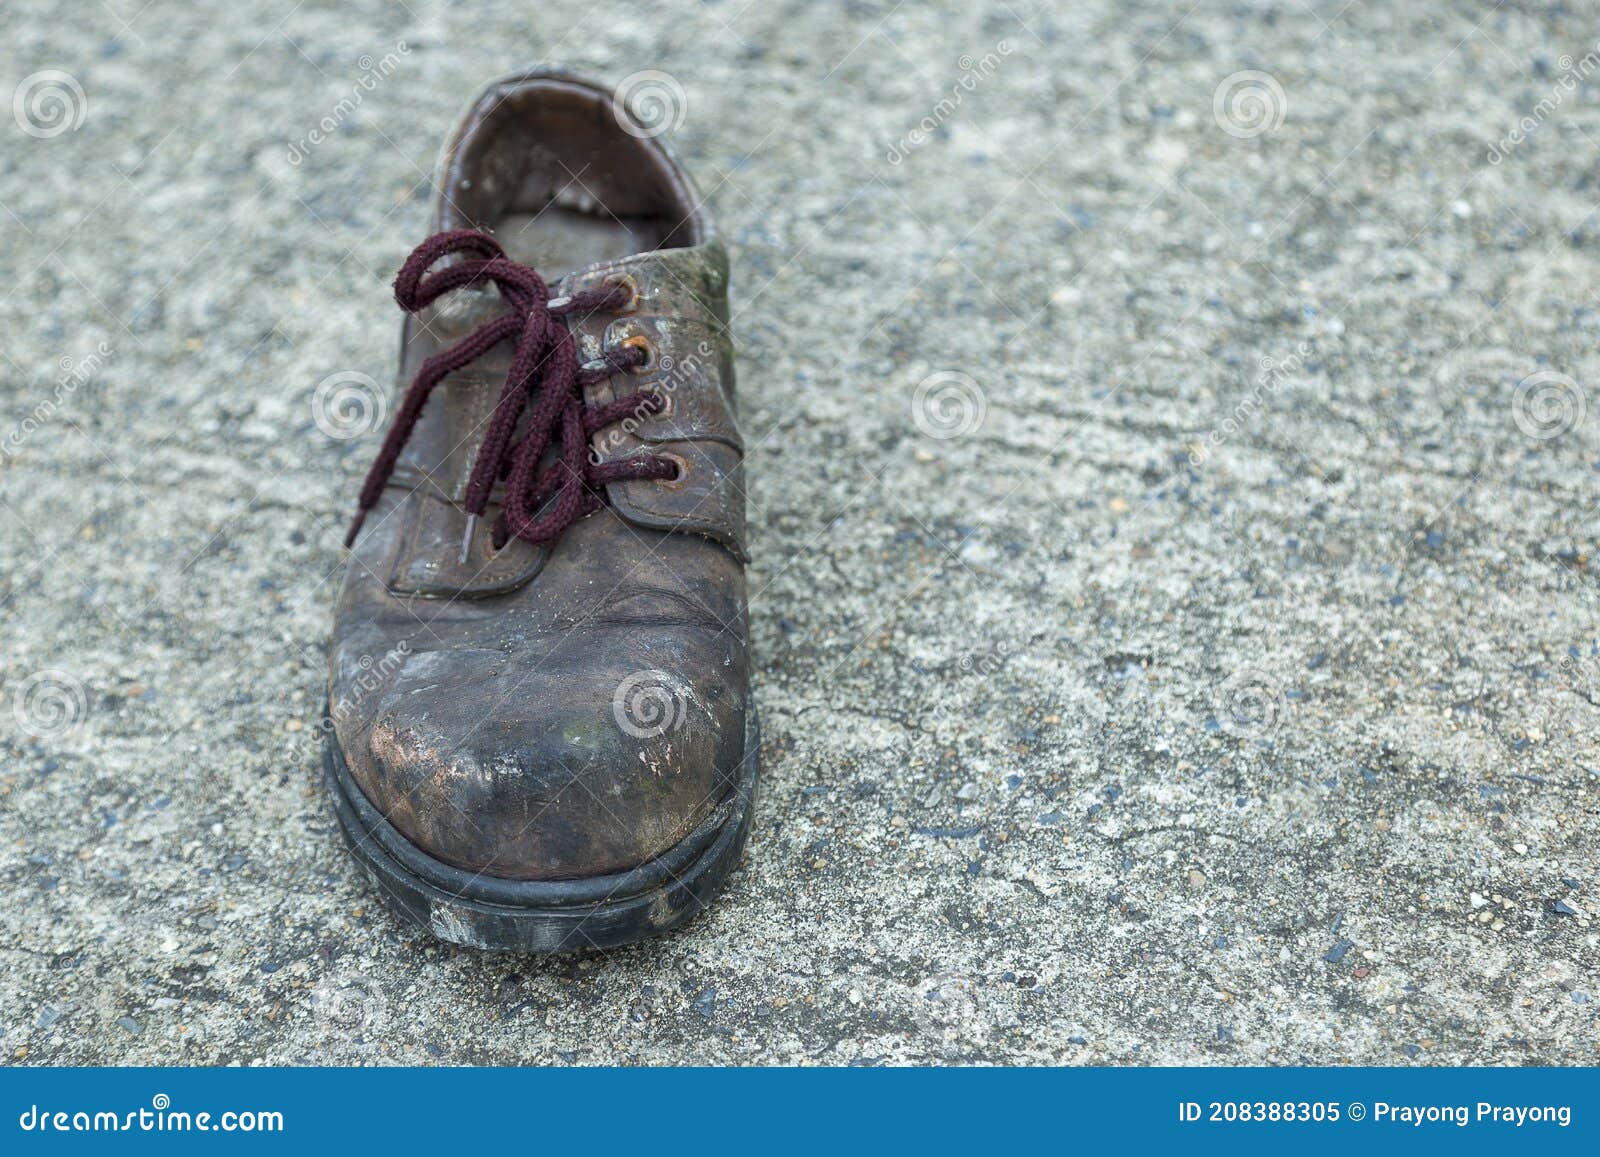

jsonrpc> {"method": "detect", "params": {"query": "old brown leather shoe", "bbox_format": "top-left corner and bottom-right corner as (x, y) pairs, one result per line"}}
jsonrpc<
(320, 70), (756, 952)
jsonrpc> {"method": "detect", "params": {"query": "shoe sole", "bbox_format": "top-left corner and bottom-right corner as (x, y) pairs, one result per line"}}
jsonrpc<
(322, 708), (759, 953)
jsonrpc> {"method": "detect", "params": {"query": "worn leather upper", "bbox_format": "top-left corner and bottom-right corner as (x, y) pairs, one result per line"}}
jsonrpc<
(327, 71), (751, 881)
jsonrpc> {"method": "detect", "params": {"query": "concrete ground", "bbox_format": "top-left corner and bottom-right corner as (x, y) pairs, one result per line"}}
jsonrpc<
(2, 0), (1597, 1066)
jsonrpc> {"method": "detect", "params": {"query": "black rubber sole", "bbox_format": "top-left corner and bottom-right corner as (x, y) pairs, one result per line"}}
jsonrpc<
(323, 710), (759, 953)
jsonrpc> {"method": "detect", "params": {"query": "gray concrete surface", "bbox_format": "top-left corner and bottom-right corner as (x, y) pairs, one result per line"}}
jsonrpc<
(2, 0), (1598, 1066)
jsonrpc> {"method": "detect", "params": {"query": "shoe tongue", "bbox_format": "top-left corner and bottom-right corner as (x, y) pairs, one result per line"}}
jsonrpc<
(395, 290), (518, 504)
(428, 282), (506, 334)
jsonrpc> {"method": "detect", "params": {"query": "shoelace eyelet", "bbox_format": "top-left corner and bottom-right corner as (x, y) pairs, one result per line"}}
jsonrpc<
(620, 334), (656, 373)
(347, 229), (681, 552)
(656, 451), (690, 485)
(602, 273), (640, 312)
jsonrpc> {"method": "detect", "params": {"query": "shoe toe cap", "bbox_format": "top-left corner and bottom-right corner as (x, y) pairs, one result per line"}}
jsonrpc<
(330, 636), (748, 880)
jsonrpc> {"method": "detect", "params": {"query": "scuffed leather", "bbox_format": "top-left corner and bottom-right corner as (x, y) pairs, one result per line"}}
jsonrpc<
(564, 243), (749, 563)
(326, 70), (752, 881)
(381, 240), (745, 595)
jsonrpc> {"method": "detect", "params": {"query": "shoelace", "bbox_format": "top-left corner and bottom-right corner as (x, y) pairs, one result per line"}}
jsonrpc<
(345, 229), (675, 553)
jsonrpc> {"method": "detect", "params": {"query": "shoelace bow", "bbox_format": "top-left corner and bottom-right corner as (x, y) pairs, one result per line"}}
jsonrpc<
(345, 229), (675, 552)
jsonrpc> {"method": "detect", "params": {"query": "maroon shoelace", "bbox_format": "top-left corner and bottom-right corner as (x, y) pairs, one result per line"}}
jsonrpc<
(344, 229), (675, 552)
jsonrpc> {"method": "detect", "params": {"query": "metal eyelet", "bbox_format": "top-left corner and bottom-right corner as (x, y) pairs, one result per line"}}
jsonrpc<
(619, 334), (656, 373)
(602, 273), (640, 312)
(650, 386), (674, 418)
(656, 452), (690, 486)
